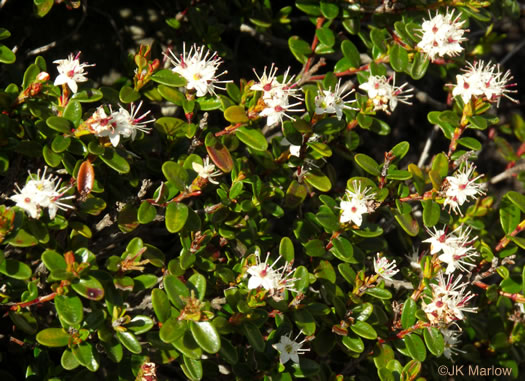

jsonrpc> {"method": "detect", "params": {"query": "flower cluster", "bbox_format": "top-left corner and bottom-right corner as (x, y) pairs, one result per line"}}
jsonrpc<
(251, 64), (304, 126)
(165, 43), (231, 97)
(314, 79), (357, 120)
(273, 332), (310, 364)
(86, 102), (154, 147)
(423, 226), (479, 274)
(452, 60), (518, 106)
(246, 250), (296, 295)
(423, 273), (478, 326)
(417, 9), (467, 61)
(359, 74), (413, 114)
(339, 181), (376, 226)
(10, 167), (74, 219)
(374, 254), (399, 281)
(53, 52), (94, 93)
(443, 162), (485, 215)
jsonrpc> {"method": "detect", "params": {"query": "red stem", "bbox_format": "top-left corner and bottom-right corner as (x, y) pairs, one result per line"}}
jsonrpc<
(303, 17), (325, 75)
(8, 292), (57, 311)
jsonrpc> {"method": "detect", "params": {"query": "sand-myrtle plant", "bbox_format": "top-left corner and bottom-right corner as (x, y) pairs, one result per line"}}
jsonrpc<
(0, 1), (523, 380)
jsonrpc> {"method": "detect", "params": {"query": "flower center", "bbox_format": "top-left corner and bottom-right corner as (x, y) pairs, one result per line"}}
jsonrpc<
(285, 344), (294, 353)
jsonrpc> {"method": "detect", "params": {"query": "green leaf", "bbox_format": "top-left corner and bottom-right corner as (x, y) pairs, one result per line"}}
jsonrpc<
(354, 153), (380, 176)
(127, 315), (154, 335)
(296, 0), (321, 16)
(162, 161), (188, 191)
(341, 40), (360, 68)
(293, 309), (316, 335)
(342, 335), (364, 353)
(303, 169), (332, 192)
(173, 331), (202, 359)
(219, 338), (238, 365)
(410, 52), (429, 80)
(288, 36), (312, 64)
(157, 85), (185, 105)
(224, 106), (249, 123)
(160, 317), (187, 343)
(71, 89), (103, 103)
(152, 289), (170, 323)
(0, 259), (32, 279)
(390, 141), (410, 160)
(235, 126), (268, 151)
(55, 295), (84, 326)
(0, 28), (11, 41)
(422, 200), (440, 228)
(394, 211), (419, 237)
(43, 145), (61, 167)
(36, 328), (70, 347)
(116, 331), (142, 354)
(119, 85), (140, 103)
(423, 327), (444, 357)
(151, 69), (187, 87)
(351, 321), (377, 340)
(458, 137), (482, 151)
(71, 276), (105, 301)
(182, 356), (203, 381)
(63, 101), (82, 126)
(188, 273), (206, 300)
(316, 27), (335, 47)
(404, 334), (426, 361)
(294, 266), (309, 292)
(61, 349), (80, 370)
(0, 44), (15, 64)
(320, 1), (339, 18)
(242, 323), (265, 352)
(304, 239), (326, 257)
(72, 342), (99, 372)
(137, 201), (156, 224)
(431, 153), (449, 177)
(401, 360), (421, 380)
(389, 44), (409, 72)
(500, 199), (520, 235)
(315, 205), (339, 232)
(279, 237), (295, 262)
(100, 148), (130, 174)
(34, 0), (54, 17)
(330, 236), (356, 263)
(400, 298), (416, 330)
(285, 180), (307, 208)
(190, 321), (221, 354)
(164, 274), (189, 309)
(5, 228), (38, 247)
(165, 202), (189, 233)
(314, 260), (336, 283)
(46, 116), (72, 134)
(51, 135), (71, 153)
(506, 191), (525, 214)
(365, 287), (392, 300)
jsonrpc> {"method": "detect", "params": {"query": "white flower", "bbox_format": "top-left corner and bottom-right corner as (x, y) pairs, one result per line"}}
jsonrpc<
(314, 79), (357, 120)
(10, 167), (74, 219)
(441, 328), (465, 359)
(339, 182), (375, 226)
(111, 101), (155, 142)
(252, 66), (304, 126)
(53, 52), (94, 93)
(443, 162), (485, 215)
(424, 226), (479, 274)
(289, 144), (302, 157)
(423, 273), (477, 325)
(246, 251), (296, 294)
(272, 332), (310, 364)
(406, 247), (422, 270)
(88, 106), (121, 147)
(191, 157), (222, 185)
(358, 74), (413, 114)
(165, 43), (231, 97)
(452, 61), (518, 106)
(374, 254), (399, 280)
(417, 9), (467, 61)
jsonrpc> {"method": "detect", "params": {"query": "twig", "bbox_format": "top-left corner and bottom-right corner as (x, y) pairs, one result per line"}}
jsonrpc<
(473, 280), (525, 303)
(377, 321), (431, 344)
(5, 292), (57, 310)
(417, 125), (439, 168)
(490, 162), (525, 184)
(501, 39), (525, 65)
(303, 17), (325, 75)
(495, 219), (525, 252)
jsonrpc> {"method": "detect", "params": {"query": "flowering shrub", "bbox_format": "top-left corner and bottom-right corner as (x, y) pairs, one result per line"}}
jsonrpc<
(0, 0), (524, 380)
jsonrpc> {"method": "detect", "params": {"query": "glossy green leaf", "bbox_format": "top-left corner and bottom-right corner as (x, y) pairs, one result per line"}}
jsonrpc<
(0, 258), (32, 279)
(160, 317), (187, 343)
(164, 274), (189, 309)
(410, 52), (429, 80)
(314, 260), (336, 283)
(46, 116), (72, 133)
(288, 36), (312, 64)
(293, 309), (316, 335)
(394, 211), (419, 237)
(351, 321), (377, 340)
(235, 126), (268, 151)
(279, 236), (295, 262)
(100, 148), (130, 174)
(422, 200), (440, 228)
(224, 106), (249, 123)
(173, 330), (202, 359)
(0, 44), (15, 64)
(389, 44), (409, 72)
(61, 349), (80, 370)
(162, 161), (188, 191)
(72, 342), (99, 372)
(55, 295), (84, 326)
(119, 85), (140, 103)
(36, 328), (70, 347)
(71, 276), (105, 301)
(506, 191), (525, 214)
(190, 321), (221, 354)
(219, 338), (238, 365)
(137, 201), (156, 224)
(423, 327), (444, 357)
(500, 198), (520, 234)
(71, 89), (103, 103)
(354, 153), (380, 176)
(151, 288), (170, 323)
(330, 236), (356, 263)
(63, 100), (82, 125)
(165, 202), (189, 233)
(116, 330), (142, 354)
(242, 323), (265, 352)
(342, 335), (364, 353)
(341, 40), (360, 68)
(304, 169), (332, 192)
(182, 356), (203, 381)
(151, 69), (187, 87)
(401, 360), (421, 380)
(316, 27), (335, 47)
(294, 266), (309, 292)
(400, 298), (416, 330)
(404, 334), (426, 361)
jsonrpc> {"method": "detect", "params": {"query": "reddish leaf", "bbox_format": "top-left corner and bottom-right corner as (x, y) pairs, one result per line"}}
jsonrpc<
(77, 160), (94, 196)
